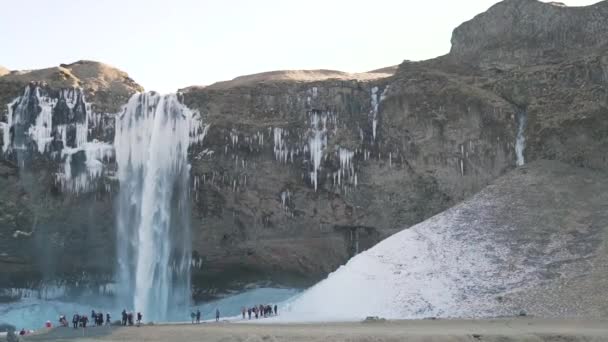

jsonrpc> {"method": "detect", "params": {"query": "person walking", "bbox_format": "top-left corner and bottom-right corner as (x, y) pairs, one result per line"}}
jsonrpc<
(137, 312), (142, 326)
(190, 311), (195, 324)
(72, 314), (79, 329)
(196, 309), (201, 324)
(215, 308), (220, 322)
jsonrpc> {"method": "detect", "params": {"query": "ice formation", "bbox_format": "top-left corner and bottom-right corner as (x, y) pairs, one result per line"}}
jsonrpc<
(0, 86), (115, 193)
(515, 110), (526, 166)
(336, 147), (355, 187)
(273, 127), (288, 163)
(114, 92), (205, 321)
(370, 86), (379, 142)
(369, 86), (389, 143)
(308, 112), (329, 191)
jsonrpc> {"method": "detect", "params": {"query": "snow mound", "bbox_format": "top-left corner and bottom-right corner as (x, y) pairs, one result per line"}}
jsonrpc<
(275, 160), (608, 321)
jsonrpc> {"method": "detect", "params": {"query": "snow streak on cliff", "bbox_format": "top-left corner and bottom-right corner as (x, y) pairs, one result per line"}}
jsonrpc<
(114, 92), (206, 321)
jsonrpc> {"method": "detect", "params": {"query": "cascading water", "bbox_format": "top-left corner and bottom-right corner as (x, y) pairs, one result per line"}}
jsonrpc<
(515, 109), (526, 166)
(114, 92), (201, 321)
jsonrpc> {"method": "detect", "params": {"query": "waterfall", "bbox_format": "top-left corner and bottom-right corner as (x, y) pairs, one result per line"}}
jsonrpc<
(515, 110), (526, 166)
(114, 92), (200, 321)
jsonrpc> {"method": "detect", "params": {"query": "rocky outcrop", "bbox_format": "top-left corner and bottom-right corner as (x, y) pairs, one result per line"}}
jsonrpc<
(0, 0), (607, 302)
(449, 0), (608, 69)
(0, 60), (142, 116)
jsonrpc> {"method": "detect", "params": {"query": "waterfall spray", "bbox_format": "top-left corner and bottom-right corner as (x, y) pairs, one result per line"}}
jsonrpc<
(114, 92), (204, 321)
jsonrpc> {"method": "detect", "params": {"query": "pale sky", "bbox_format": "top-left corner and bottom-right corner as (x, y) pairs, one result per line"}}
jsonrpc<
(0, 0), (600, 93)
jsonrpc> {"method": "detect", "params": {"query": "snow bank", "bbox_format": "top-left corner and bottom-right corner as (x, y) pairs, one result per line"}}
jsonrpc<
(274, 187), (538, 322)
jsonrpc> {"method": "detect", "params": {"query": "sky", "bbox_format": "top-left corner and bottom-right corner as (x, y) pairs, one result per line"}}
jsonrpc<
(0, 0), (600, 93)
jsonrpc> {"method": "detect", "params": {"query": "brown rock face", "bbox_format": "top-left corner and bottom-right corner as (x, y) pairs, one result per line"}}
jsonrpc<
(0, 0), (607, 302)
(0, 60), (143, 116)
(450, 0), (608, 69)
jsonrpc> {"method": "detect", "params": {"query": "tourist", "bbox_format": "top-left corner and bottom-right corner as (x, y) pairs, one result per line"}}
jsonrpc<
(190, 311), (195, 324)
(122, 309), (127, 326)
(254, 306), (258, 319)
(196, 309), (201, 323)
(59, 315), (68, 327)
(106, 313), (111, 325)
(241, 307), (246, 319)
(80, 315), (88, 328)
(72, 313), (79, 329)
(215, 308), (220, 322)
(137, 312), (142, 326)
(127, 312), (134, 326)
(274, 305), (278, 316)
(91, 310), (96, 325)
(247, 307), (252, 320)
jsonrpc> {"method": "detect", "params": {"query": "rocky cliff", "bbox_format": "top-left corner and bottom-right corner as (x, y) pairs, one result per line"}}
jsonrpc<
(0, 0), (607, 302)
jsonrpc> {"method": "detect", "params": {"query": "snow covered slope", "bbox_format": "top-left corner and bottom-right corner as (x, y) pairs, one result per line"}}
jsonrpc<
(278, 160), (608, 321)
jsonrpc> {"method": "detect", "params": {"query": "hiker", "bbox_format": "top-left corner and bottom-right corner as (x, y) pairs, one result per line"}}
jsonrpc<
(215, 308), (220, 322)
(196, 309), (201, 323)
(106, 313), (111, 325)
(72, 314), (79, 329)
(122, 310), (127, 326)
(137, 312), (142, 326)
(247, 308), (252, 320)
(190, 311), (196, 324)
(274, 305), (278, 316)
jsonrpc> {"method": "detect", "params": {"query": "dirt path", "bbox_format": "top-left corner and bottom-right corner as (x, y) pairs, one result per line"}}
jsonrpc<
(21, 318), (608, 341)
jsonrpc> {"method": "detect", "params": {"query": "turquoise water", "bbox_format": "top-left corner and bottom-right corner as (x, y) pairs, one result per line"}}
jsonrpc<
(0, 288), (300, 331)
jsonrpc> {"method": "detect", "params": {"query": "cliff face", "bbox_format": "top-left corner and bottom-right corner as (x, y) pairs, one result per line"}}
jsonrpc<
(1, 0), (607, 301)
(450, 0), (608, 69)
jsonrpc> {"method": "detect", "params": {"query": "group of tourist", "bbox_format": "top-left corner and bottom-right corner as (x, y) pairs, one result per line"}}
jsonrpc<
(121, 309), (143, 326)
(190, 308), (221, 323)
(69, 310), (112, 328)
(190, 304), (278, 323)
(241, 304), (278, 320)
(40, 303), (279, 332)
(61, 309), (143, 329)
